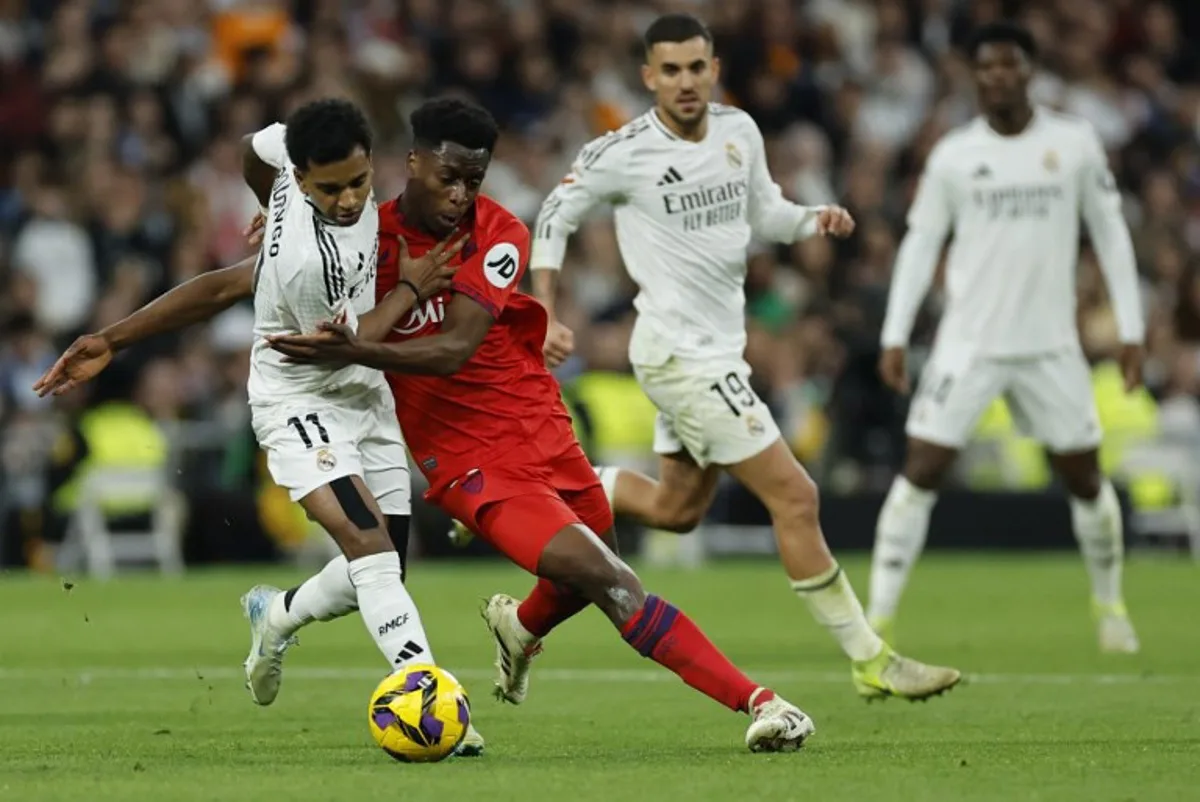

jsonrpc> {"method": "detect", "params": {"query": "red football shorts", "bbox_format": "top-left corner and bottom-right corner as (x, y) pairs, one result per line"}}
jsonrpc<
(431, 441), (613, 574)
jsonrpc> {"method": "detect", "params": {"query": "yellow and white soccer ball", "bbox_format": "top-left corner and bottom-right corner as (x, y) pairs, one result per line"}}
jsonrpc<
(368, 664), (471, 763)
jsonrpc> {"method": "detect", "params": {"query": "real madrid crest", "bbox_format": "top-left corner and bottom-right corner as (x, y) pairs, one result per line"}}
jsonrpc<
(1043, 149), (1059, 172)
(726, 141), (743, 168)
(746, 415), (766, 437)
(316, 448), (337, 472)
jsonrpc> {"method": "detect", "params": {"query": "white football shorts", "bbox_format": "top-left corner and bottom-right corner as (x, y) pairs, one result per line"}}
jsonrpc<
(251, 382), (411, 514)
(906, 341), (1102, 453)
(634, 356), (780, 468)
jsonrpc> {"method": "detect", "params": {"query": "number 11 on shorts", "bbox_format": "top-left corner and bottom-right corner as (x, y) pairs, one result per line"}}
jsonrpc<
(287, 413), (330, 449)
(709, 371), (756, 416)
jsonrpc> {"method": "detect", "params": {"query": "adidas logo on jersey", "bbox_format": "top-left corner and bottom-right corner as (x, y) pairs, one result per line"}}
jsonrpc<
(972, 164), (992, 179)
(657, 167), (684, 186)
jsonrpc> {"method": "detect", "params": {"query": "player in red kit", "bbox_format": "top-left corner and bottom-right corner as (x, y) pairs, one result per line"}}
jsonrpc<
(267, 98), (815, 752)
(35, 97), (812, 752)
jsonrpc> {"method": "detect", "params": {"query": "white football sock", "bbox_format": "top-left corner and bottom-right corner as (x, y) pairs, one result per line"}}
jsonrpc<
(268, 555), (358, 637)
(595, 465), (620, 507)
(1070, 480), (1125, 606)
(792, 564), (884, 662)
(868, 476), (937, 621)
(349, 551), (435, 670)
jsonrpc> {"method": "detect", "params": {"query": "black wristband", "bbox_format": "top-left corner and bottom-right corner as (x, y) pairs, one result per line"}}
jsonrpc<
(398, 279), (421, 302)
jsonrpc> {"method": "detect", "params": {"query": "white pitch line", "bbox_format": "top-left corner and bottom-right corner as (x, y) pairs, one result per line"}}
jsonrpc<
(0, 667), (1189, 685)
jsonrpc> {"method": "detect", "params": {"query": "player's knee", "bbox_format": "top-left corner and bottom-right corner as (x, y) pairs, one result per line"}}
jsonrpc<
(903, 446), (953, 491)
(655, 496), (705, 533)
(1061, 464), (1103, 500)
(768, 467), (820, 529)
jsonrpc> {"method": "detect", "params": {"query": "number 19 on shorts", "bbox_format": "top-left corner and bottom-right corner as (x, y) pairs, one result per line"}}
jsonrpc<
(709, 371), (757, 416)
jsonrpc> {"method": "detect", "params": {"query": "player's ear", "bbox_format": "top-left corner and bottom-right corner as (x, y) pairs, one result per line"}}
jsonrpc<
(292, 166), (305, 190)
(406, 150), (419, 177)
(710, 56), (721, 84)
(640, 62), (655, 92)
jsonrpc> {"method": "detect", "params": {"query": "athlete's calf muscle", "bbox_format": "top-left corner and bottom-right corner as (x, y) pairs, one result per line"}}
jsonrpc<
(535, 524), (645, 626)
(300, 475), (392, 559)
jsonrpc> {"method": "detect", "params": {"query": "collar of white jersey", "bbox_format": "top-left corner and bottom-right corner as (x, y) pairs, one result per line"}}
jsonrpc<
(648, 108), (683, 141)
(304, 194), (375, 227)
(979, 105), (1045, 139)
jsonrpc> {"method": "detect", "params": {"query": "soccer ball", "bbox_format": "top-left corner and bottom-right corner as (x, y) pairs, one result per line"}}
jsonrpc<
(368, 664), (471, 762)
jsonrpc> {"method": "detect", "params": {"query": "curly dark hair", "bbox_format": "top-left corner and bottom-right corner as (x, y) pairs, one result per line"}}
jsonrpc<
(967, 21), (1038, 60)
(284, 98), (373, 169)
(410, 97), (499, 154)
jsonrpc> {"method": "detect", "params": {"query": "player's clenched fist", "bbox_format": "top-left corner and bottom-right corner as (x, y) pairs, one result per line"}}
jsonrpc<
(816, 205), (855, 238)
(543, 320), (575, 368)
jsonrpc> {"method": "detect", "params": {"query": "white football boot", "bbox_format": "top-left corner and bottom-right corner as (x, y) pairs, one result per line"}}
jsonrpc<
(481, 594), (542, 704)
(453, 724), (486, 757)
(240, 585), (297, 706)
(745, 688), (815, 752)
(1095, 600), (1140, 654)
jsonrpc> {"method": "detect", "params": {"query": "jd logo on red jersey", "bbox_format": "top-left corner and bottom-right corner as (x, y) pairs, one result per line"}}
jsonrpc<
(393, 295), (447, 335)
(484, 242), (520, 289)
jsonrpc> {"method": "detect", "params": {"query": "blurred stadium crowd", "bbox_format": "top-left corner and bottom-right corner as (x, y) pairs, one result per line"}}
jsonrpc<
(3, 0), (1200, 568)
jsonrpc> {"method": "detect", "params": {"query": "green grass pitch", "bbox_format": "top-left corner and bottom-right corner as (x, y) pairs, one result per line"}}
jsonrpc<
(1, 554), (1197, 802)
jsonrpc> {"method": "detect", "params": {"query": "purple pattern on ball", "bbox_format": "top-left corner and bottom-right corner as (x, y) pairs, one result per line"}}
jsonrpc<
(403, 671), (427, 693)
(420, 713), (445, 742)
(373, 709), (398, 730)
(456, 698), (470, 726)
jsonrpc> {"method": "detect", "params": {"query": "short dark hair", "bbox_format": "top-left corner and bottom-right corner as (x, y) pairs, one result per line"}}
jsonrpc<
(644, 13), (712, 58)
(967, 21), (1038, 60)
(285, 98), (373, 168)
(410, 97), (499, 153)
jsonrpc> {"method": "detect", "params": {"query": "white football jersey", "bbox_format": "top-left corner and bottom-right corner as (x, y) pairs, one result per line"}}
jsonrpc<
(247, 123), (384, 403)
(881, 107), (1143, 357)
(532, 105), (823, 364)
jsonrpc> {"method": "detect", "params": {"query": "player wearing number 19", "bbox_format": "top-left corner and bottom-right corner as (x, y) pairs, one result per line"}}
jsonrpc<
(531, 13), (960, 701)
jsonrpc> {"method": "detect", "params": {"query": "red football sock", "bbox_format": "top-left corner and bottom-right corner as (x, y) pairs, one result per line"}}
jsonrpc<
(517, 579), (590, 638)
(621, 594), (758, 713)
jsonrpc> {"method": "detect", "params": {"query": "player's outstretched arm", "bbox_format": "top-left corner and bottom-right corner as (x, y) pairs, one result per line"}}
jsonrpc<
(742, 118), (854, 242)
(268, 293), (493, 376)
(33, 258), (256, 397)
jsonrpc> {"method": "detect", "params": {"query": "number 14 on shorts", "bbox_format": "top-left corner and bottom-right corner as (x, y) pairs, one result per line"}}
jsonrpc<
(709, 371), (757, 416)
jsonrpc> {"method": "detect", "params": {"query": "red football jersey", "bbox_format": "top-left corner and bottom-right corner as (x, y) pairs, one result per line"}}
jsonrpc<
(376, 195), (576, 493)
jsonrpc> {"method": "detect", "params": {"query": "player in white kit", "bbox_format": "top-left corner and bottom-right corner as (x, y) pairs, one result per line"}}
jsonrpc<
(867, 23), (1144, 654)
(530, 13), (960, 700)
(34, 99), (486, 753)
